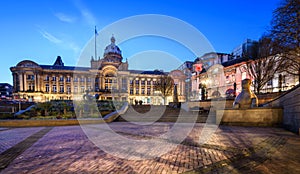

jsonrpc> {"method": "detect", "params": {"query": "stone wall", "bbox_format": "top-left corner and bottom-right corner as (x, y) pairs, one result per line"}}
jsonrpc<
(188, 99), (234, 110)
(264, 85), (300, 134)
(216, 108), (283, 127)
(188, 93), (283, 110)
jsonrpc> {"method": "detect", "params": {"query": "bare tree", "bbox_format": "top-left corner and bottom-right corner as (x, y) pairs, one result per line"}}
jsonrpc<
(270, 0), (300, 80)
(246, 36), (285, 93)
(155, 75), (174, 105)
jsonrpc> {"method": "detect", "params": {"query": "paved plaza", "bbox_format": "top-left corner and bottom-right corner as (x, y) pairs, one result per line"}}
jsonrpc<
(0, 123), (299, 174)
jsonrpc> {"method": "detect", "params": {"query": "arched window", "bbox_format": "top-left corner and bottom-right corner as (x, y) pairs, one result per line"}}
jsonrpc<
(104, 73), (116, 91)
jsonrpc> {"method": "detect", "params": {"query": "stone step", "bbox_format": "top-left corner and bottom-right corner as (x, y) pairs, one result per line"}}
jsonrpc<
(115, 105), (212, 123)
(116, 115), (208, 123)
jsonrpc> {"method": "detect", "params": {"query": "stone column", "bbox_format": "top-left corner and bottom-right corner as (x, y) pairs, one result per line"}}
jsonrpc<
(134, 79), (137, 95)
(128, 77), (131, 94)
(139, 78), (141, 95)
(56, 74), (59, 95)
(37, 73), (40, 91)
(84, 76), (87, 92)
(19, 73), (23, 91)
(64, 75), (67, 94)
(150, 79), (154, 95)
(40, 74), (43, 92)
(101, 76), (104, 89)
(70, 75), (74, 94)
(145, 80), (148, 95)
(118, 77), (121, 91)
(23, 73), (27, 91)
(34, 73), (37, 92)
(182, 81), (185, 96)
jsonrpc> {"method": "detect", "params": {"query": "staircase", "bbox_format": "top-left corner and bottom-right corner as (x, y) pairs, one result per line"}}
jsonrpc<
(115, 105), (210, 123)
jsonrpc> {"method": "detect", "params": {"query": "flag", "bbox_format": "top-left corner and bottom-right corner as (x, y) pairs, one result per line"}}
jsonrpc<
(95, 26), (98, 36)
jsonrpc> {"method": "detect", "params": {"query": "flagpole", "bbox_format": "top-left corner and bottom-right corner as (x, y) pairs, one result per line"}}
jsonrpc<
(94, 26), (97, 60)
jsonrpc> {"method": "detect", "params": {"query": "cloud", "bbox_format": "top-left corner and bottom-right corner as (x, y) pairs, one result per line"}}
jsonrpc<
(73, 0), (97, 26)
(39, 30), (62, 44)
(54, 12), (76, 23)
(80, 9), (96, 26)
(67, 42), (81, 55)
(38, 28), (81, 56)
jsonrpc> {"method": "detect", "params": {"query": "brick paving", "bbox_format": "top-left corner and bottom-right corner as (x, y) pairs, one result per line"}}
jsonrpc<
(0, 127), (44, 154)
(0, 127), (52, 171)
(0, 123), (299, 174)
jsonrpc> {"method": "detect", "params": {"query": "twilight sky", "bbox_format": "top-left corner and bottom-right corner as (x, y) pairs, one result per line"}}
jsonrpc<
(0, 0), (280, 84)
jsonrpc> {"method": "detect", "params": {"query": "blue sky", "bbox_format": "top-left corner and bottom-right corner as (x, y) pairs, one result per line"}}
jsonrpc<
(0, 0), (280, 84)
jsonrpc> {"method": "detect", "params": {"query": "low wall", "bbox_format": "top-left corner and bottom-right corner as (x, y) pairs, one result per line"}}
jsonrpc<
(0, 119), (106, 127)
(188, 93), (283, 110)
(216, 108), (283, 127)
(263, 85), (300, 134)
(0, 102), (129, 127)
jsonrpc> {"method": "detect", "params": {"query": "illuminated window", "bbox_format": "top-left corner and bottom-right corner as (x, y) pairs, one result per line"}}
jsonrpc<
(28, 83), (34, 91)
(66, 76), (71, 82)
(130, 88), (133, 94)
(74, 86), (78, 93)
(52, 85), (57, 92)
(147, 87), (151, 95)
(122, 78), (127, 91)
(60, 85), (64, 92)
(27, 75), (34, 80)
(141, 88), (145, 95)
(45, 84), (49, 92)
(67, 86), (71, 93)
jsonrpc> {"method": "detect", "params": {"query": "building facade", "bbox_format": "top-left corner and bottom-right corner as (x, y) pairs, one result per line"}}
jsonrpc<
(190, 52), (233, 100)
(231, 39), (258, 59)
(191, 55), (299, 100)
(10, 36), (186, 104)
(0, 83), (13, 100)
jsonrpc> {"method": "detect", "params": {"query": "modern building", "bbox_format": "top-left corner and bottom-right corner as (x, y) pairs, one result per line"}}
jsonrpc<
(0, 83), (13, 100)
(10, 36), (186, 104)
(231, 39), (258, 59)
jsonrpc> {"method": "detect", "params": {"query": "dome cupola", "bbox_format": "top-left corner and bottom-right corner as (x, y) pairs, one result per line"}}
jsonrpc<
(103, 35), (122, 57)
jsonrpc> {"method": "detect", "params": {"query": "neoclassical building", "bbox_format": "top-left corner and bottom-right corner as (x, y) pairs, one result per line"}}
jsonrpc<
(190, 52), (299, 100)
(10, 36), (186, 104)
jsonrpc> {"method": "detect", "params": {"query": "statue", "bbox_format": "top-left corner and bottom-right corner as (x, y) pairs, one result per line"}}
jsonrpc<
(173, 84), (179, 103)
(233, 79), (258, 109)
(83, 89), (93, 101)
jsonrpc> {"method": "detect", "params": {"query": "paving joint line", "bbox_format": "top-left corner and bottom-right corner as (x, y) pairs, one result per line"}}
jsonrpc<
(0, 127), (53, 171)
